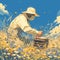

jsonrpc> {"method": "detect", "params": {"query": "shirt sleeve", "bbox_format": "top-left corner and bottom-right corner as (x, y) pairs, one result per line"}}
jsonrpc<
(17, 14), (39, 36)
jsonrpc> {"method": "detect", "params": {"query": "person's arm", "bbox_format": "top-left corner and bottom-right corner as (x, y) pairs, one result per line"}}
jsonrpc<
(23, 26), (39, 36)
(17, 14), (39, 36)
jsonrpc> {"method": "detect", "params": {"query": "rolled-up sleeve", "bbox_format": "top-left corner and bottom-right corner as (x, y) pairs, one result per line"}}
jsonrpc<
(17, 14), (39, 36)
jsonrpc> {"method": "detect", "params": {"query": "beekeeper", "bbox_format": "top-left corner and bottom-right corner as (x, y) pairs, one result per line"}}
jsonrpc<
(7, 7), (43, 48)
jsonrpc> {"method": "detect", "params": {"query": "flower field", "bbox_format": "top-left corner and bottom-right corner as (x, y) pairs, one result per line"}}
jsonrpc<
(0, 31), (60, 60)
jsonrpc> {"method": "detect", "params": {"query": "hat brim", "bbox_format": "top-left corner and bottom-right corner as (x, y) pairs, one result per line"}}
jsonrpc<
(22, 11), (40, 17)
(34, 13), (40, 17)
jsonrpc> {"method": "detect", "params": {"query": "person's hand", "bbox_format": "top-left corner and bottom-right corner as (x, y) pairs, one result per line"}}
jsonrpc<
(37, 31), (43, 36)
(36, 31), (43, 39)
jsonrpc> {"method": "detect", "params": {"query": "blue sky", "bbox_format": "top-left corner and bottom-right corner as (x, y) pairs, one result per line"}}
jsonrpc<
(0, 0), (60, 32)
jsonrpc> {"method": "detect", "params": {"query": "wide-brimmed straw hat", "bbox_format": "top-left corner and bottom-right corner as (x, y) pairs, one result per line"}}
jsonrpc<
(22, 7), (39, 17)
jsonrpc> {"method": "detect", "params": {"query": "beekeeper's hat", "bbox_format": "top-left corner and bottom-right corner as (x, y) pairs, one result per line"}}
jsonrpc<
(22, 7), (39, 17)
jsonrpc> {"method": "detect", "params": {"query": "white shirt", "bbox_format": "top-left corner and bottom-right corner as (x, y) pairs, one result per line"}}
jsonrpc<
(8, 14), (39, 36)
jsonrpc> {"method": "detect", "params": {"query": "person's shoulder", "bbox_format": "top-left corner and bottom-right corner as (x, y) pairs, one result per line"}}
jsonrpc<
(14, 14), (27, 22)
(14, 14), (23, 20)
(18, 14), (25, 18)
(18, 14), (27, 20)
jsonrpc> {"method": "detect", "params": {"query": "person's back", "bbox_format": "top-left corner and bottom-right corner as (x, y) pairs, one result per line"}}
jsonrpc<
(7, 14), (25, 48)
(8, 14), (23, 33)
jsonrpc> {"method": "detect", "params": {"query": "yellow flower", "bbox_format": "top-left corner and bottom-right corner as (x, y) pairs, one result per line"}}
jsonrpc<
(58, 56), (60, 59)
(8, 47), (14, 53)
(0, 31), (7, 40)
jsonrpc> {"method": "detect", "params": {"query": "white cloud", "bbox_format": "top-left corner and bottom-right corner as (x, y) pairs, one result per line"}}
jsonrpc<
(54, 16), (60, 24)
(47, 16), (60, 37)
(0, 3), (9, 15)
